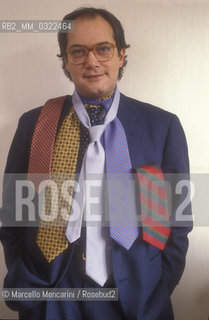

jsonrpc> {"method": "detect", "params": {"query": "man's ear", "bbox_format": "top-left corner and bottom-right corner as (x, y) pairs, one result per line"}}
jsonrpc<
(64, 55), (70, 73)
(119, 48), (125, 68)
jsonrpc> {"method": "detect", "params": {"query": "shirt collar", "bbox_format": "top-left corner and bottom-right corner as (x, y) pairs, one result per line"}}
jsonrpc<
(76, 87), (116, 111)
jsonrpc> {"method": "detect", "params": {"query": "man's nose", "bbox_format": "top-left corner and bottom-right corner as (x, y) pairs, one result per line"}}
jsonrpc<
(84, 50), (100, 67)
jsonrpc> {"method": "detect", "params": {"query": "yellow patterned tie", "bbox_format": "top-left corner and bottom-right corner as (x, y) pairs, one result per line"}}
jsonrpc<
(36, 108), (80, 262)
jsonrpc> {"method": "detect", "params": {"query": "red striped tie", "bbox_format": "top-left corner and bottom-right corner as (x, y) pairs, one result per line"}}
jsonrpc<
(27, 96), (66, 191)
(136, 164), (170, 250)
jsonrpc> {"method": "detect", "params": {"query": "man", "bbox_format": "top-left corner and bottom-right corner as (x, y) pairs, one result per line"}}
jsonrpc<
(0, 7), (192, 320)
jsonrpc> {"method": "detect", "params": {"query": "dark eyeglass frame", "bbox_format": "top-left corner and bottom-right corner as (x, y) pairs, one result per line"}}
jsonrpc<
(65, 42), (117, 64)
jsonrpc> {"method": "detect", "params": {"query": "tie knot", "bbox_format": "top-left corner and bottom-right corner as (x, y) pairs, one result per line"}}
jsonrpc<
(85, 105), (106, 126)
(88, 125), (105, 142)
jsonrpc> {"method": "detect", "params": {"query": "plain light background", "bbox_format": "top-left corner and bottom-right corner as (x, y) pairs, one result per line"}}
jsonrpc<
(0, 0), (209, 319)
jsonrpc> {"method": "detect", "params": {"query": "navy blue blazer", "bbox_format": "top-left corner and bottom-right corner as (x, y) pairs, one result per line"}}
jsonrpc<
(0, 93), (192, 320)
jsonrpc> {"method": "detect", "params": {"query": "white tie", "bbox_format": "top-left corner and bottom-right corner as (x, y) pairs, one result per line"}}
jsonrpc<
(66, 88), (120, 286)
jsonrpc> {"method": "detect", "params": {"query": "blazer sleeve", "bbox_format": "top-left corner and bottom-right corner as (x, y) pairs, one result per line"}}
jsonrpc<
(0, 104), (74, 311)
(0, 114), (33, 264)
(161, 114), (193, 294)
(0, 111), (50, 311)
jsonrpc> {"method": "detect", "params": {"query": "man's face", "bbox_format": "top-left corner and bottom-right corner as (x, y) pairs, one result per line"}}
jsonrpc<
(64, 15), (125, 99)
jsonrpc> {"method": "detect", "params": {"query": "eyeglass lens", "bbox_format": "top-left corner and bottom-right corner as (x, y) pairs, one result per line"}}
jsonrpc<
(68, 43), (114, 63)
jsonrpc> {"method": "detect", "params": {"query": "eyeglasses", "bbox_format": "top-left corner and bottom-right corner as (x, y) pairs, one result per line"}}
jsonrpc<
(65, 42), (117, 64)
